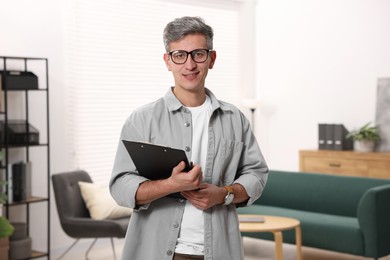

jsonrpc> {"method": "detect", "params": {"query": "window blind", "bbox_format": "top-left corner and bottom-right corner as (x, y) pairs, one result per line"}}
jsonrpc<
(64, 0), (242, 185)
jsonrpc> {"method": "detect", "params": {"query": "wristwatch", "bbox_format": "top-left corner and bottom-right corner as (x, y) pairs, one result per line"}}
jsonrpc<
(223, 186), (235, 205)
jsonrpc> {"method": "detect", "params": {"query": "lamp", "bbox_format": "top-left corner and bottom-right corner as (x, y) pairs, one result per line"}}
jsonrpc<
(242, 99), (261, 131)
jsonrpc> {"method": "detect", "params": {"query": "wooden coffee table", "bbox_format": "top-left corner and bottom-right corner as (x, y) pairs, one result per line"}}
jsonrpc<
(239, 214), (302, 260)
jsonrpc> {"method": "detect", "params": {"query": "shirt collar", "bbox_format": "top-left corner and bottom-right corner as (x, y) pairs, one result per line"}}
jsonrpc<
(164, 87), (233, 113)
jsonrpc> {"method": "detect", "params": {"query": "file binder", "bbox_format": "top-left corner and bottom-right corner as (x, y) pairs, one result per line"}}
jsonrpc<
(318, 123), (353, 150)
(318, 124), (326, 150)
(325, 124), (335, 150)
(333, 124), (353, 150)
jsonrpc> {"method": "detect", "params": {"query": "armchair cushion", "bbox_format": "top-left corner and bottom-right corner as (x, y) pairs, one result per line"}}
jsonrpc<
(78, 181), (132, 220)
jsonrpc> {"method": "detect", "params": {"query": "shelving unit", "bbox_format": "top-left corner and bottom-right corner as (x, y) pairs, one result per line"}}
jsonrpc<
(0, 56), (50, 259)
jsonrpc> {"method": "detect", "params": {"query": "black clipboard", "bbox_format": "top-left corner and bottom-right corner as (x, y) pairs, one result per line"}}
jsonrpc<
(122, 140), (192, 199)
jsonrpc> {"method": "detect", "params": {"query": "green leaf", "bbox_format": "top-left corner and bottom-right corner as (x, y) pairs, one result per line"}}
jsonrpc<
(346, 122), (380, 141)
(0, 216), (14, 238)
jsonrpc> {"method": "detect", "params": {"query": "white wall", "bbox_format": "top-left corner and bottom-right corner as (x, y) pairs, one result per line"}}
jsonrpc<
(254, 0), (390, 171)
(1, 0), (390, 253)
(0, 0), (72, 252)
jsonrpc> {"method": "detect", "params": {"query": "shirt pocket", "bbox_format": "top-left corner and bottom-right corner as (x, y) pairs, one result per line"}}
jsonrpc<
(218, 138), (244, 185)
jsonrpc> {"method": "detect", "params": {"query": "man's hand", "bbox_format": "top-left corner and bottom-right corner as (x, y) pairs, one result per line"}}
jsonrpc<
(181, 183), (250, 210)
(135, 161), (202, 205)
(168, 161), (203, 191)
(181, 183), (226, 210)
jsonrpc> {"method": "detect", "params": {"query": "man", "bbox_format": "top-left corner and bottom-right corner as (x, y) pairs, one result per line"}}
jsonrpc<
(110, 16), (268, 260)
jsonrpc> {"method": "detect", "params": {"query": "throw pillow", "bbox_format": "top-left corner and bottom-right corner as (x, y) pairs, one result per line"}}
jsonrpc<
(78, 181), (132, 220)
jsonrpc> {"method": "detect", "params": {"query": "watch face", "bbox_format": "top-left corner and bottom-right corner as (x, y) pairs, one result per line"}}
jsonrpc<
(224, 193), (234, 205)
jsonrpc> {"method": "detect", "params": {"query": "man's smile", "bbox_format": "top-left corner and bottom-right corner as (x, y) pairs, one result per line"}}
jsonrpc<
(183, 72), (199, 79)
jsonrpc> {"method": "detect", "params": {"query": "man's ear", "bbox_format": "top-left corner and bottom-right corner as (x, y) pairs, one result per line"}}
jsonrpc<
(163, 53), (172, 71)
(208, 51), (217, 69)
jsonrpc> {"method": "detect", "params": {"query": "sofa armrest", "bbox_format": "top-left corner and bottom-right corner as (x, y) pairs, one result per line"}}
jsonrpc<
(357, 184), (390, 258)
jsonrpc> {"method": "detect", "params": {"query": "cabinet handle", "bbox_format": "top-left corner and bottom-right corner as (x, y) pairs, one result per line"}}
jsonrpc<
(329, 162), (341, 167)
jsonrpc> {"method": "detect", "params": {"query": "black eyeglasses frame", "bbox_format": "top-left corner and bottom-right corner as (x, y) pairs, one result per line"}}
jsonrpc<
(167, 49), (213, 65)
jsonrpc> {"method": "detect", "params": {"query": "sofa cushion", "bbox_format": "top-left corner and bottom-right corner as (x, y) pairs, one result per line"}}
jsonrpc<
(238, 205), (364, 256)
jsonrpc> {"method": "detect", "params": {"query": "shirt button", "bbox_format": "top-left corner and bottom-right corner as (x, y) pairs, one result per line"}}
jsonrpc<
(179, 199), (185, 203)
(185, 146), (191, 152)
(173, 222), (179, 228)
(167, 250), (173, 256)
(184, 122), (190, 127)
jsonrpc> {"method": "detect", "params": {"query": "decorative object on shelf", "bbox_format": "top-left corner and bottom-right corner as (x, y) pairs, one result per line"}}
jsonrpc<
(0, 180), (7, 205)
(0, 213), (14, 239)
(9, 222), (32, 260)
(7, 162), (32, 202)
(346, 122), (380, 152)
(0, 185), (14, 239)
(375, 77), (390, 152)
(0, 235), (10, 260)
(242, 98), (261, 131)
(0, 182), (15, 260)
(0, 216), (14, 239)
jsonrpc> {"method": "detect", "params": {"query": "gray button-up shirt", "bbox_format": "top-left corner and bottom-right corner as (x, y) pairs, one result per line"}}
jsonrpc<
(110, 87), (268, 260)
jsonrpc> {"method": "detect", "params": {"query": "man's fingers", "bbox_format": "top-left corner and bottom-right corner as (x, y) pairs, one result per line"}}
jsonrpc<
(172, 161), (186, 174)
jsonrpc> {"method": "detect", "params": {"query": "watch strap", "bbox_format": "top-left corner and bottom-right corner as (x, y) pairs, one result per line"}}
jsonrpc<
(223, 185), (234, 205)
(224, 185), (234, 194)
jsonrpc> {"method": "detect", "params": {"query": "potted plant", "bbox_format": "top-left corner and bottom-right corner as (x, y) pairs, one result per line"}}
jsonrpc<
(346, 122), (380, 152)
(0, 180), (14, 260)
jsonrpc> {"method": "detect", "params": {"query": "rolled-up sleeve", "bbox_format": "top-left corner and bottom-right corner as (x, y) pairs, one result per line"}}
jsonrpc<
(110, 114), (150, 209)
(232, 113), (268, 206)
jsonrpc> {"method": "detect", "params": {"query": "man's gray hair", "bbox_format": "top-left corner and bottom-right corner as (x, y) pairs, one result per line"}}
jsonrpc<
(163, 16), (214, 52)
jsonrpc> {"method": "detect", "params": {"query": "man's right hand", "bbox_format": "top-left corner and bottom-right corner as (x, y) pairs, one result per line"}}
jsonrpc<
(135, 161), (202, 205)
(169, 161), (203, 192)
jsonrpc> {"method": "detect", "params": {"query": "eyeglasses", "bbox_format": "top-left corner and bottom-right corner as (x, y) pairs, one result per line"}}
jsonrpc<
(168, 49), (212, 65)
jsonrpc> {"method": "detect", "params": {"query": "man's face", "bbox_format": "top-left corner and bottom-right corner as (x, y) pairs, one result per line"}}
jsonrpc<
(164, 34), (216, 93)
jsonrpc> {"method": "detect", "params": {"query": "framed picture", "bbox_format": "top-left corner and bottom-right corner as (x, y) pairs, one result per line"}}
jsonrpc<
(375, 78), (390, 152)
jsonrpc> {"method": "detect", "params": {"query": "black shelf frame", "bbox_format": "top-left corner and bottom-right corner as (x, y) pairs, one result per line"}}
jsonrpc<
(1, 56), (50, 259)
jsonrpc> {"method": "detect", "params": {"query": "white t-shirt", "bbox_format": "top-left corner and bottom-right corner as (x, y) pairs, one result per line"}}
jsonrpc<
(175, 95), (212, 255)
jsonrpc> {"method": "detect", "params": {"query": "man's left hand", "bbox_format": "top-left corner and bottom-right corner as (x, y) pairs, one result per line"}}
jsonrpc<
(181, 183), (226, 210)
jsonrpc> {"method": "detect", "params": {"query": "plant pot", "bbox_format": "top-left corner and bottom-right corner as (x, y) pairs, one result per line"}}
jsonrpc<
(354, 140), (375, 152)
(0, 237), (9, 260)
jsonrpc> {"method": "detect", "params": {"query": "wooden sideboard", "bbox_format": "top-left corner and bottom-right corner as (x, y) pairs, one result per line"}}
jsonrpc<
(299, 150), (390, 179)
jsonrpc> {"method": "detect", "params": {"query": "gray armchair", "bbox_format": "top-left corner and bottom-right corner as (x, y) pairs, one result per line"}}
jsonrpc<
(52, 170), (129, 260)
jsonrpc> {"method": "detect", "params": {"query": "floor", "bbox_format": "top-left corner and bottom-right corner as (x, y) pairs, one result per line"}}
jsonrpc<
(51, 237), (390, 260)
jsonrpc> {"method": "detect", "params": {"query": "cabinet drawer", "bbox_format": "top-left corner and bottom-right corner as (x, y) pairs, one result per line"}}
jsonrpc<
(299, 150), (390, 179)
(301, 156), (368, 176)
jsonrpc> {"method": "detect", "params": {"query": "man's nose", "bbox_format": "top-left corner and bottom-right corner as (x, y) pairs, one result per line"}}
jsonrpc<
(184, 54), (197, 69)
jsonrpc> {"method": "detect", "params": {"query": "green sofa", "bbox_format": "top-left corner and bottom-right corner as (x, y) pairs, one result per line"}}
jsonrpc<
(237, 170), (390, 259)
